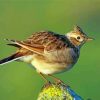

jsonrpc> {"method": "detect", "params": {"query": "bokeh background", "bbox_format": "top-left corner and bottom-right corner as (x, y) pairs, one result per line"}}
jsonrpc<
(0, 0), (99, 100)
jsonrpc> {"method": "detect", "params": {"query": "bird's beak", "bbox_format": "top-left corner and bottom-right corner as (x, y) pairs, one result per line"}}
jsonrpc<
(86, 37), (94, 41)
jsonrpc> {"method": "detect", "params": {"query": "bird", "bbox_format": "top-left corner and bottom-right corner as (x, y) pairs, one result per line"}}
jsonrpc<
(0, 26), (93, 83)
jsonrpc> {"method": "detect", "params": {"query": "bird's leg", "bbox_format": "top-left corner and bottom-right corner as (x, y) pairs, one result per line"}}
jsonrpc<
(39, 72), (50, 84)
(48, 74), (64, 84)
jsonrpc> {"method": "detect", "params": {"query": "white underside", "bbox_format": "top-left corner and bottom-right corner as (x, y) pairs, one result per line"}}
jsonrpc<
(20, 55), (71, 74)
(31, 59), (72, 74)
(19, 48), (78, 75)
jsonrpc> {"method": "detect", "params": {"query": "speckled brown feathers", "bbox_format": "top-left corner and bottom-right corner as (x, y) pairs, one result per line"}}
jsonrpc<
(24, 31), (69, 51)
(7, 31), (74, 55)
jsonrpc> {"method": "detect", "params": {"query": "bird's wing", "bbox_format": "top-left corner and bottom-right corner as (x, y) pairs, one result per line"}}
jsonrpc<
(24, 31), (68, 51)
(6, 31), (70, 55)
(6, 39), (44, 55)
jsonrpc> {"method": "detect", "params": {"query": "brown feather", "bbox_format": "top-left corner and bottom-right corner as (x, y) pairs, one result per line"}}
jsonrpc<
(6, 31), (69, 55)
(24, 31), (67, 51)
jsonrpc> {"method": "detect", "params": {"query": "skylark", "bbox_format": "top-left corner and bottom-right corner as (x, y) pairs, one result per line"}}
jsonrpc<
(0, 26), (93, 82)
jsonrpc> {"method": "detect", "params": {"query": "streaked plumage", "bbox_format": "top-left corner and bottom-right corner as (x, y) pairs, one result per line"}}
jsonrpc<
(0, 26), (93, 75)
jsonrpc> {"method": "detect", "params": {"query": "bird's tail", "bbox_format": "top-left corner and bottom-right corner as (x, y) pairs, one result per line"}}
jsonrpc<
(0, 52), (23, 65)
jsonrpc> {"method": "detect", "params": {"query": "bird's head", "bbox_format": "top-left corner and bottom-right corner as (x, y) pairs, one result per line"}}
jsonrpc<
(66, 26), (93, 47)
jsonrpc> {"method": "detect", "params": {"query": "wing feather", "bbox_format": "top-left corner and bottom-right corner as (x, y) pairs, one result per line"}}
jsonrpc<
(5, 31), (71, 55)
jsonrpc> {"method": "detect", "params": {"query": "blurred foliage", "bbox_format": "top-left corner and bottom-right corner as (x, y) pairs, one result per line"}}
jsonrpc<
(0, 0), (100, 100)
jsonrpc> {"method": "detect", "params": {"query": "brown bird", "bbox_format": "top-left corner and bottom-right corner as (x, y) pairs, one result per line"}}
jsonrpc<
(0, 26), (93, 83)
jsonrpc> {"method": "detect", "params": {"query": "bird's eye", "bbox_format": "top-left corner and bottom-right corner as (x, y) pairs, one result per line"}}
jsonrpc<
(77, 36), (80, 40)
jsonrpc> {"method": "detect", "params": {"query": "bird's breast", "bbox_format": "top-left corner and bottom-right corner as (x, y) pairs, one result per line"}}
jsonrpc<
(44, 48), (79, 64)
(31, 58), (67, 74)
(30, 48), (79, 75)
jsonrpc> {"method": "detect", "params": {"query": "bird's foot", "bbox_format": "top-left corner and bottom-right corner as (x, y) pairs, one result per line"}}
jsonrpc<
(54, 78), (64, 85)
(48, 74), (64, 85)
(44, 81), (51, 88)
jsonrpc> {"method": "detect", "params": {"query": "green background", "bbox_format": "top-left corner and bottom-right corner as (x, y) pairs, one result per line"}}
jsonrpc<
(0, 0), (99, 100)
